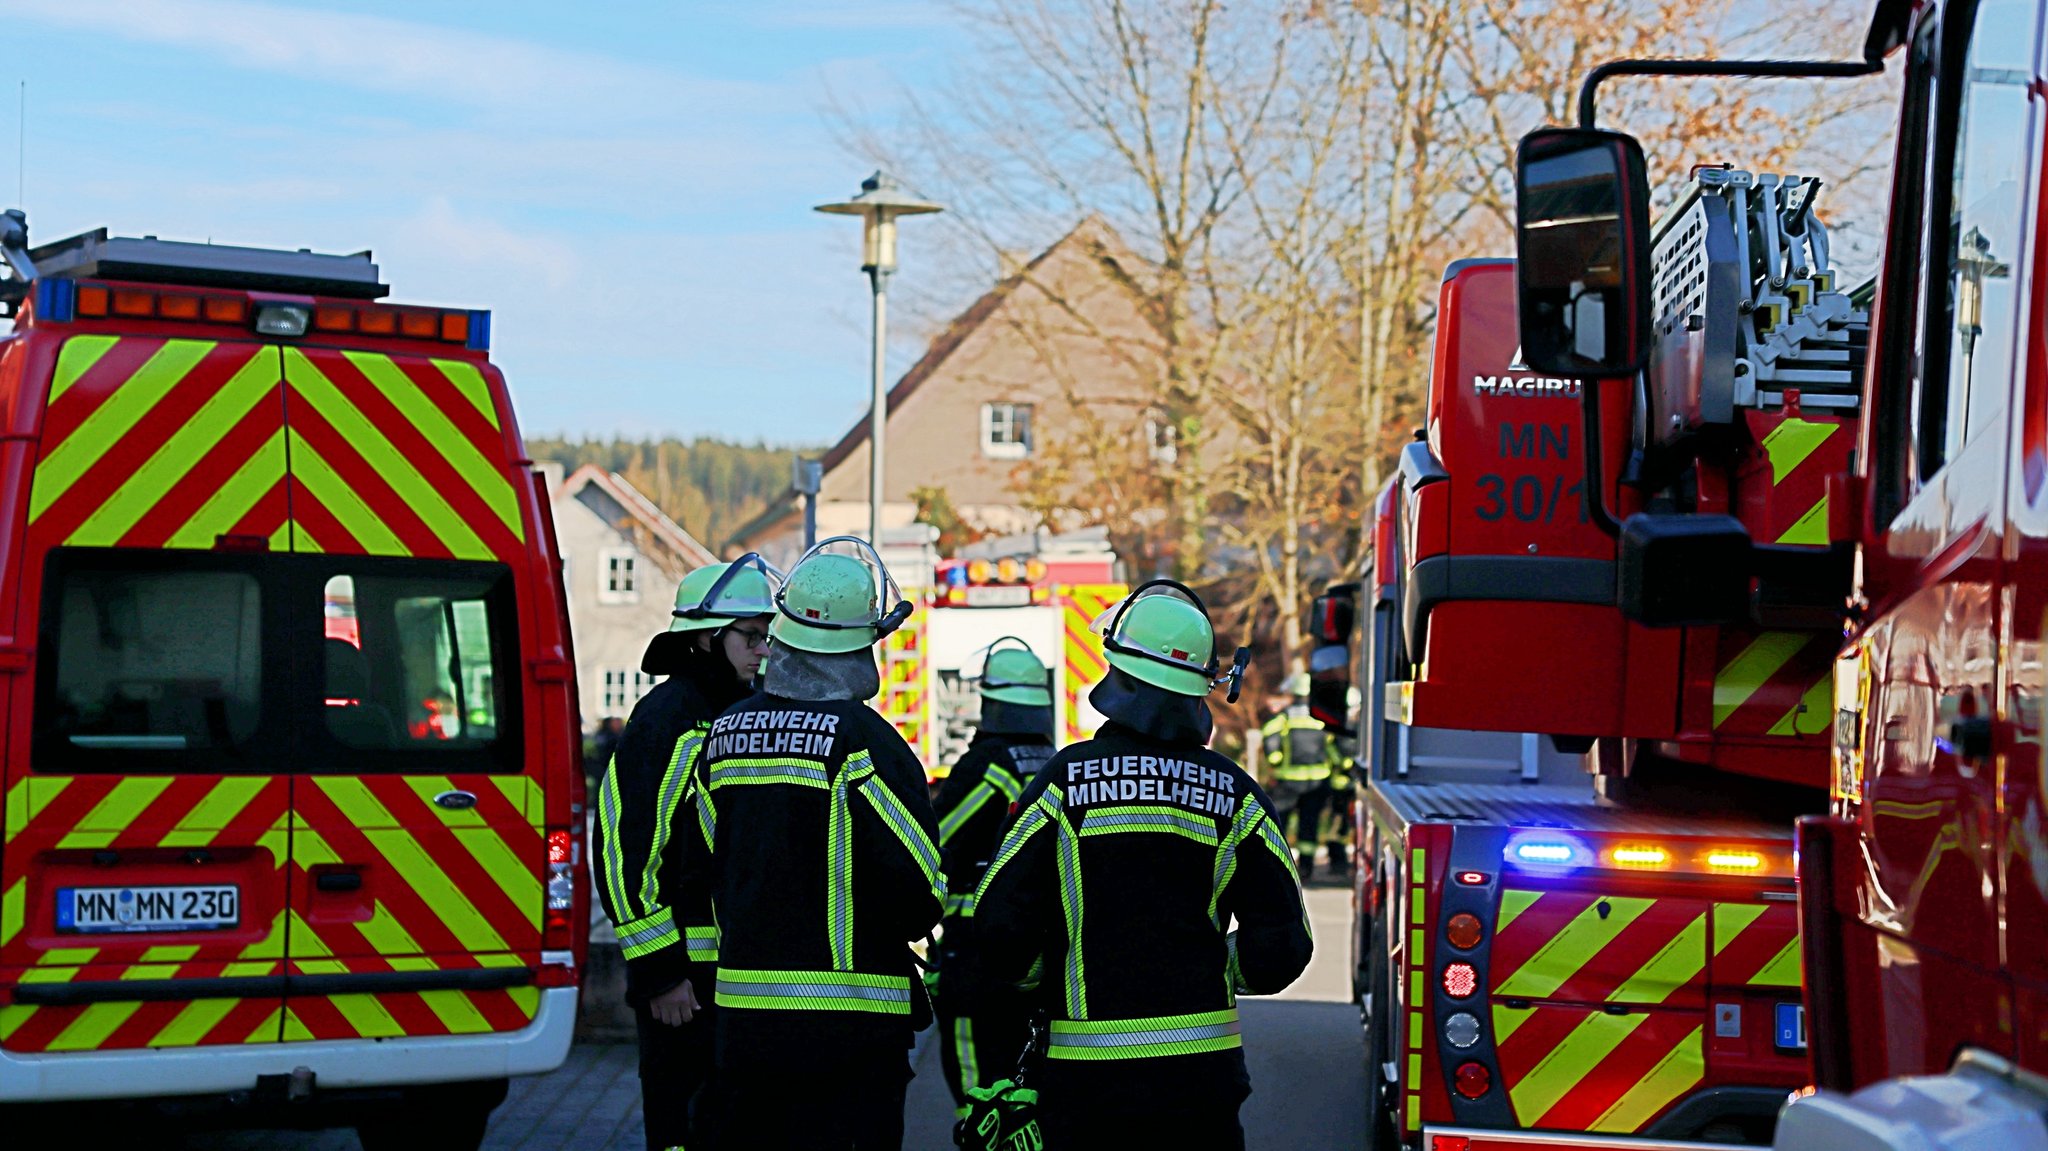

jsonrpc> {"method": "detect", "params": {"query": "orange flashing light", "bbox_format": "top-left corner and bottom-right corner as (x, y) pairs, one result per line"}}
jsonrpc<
(400, 310), (437, 338)
(314, 305), (355, 332)
(157, 294), (201, 320)
(1611, 845), (1670, 868)
(112, 289), (154, 317)
(1707, 850), (1765, 872)
(967, 559), (992, 584)
(440, 312), (469, 342)
(358, 309), (396, 334)
(204, 296), (248, 323)
(1025, 558), (1048, 583)
(76, 286), (109, 317)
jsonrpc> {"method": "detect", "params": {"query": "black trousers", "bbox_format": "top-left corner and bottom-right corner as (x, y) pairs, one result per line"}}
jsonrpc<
(716, 1012), (915, 1150)
(1034, 1051), (1251, 1151)
(635, 998), (717, 1151)
(1268, 777), (1330, 857)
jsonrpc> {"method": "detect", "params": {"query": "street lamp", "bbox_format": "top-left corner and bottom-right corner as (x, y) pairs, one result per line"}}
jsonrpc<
(816, 171), (944, 546)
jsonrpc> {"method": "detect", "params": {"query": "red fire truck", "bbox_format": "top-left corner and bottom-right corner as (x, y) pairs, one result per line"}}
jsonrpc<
(1474, 0), (2048, 1146)
(0, 218), (587, 1146)
(1314, 251), (1839, 1148)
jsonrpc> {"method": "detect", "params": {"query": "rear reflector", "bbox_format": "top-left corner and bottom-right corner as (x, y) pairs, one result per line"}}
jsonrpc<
(1455, 870), (1488, 886)
(1431, 1138), (1471, 1151)
(1454, 1062), (1491, 1099)
(535, 963), (577, 989)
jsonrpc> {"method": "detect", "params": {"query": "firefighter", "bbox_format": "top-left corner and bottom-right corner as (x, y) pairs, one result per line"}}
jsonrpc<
(593, 556), (779, 1151)
(932, 638), (1056, 1115)
(684, 538), (943, 1151)
(974, 582), (1314, 1150)
(1262, 673), (1338, 877)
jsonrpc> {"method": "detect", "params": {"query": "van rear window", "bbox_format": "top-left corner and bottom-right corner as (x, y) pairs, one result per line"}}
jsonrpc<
(36, 549), (522, 774)
(322, 572), (505, 750)
(48, 567), (263, 751)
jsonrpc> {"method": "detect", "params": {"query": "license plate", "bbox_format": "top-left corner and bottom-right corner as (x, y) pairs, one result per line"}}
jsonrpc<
(965, 585), (1031, 608)
(57, 884), (240, 933)
(1775, 1002), (1806, 1050)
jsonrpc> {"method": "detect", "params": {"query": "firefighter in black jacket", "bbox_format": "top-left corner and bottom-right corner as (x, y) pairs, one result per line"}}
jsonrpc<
(683, 538), (944, 1151)
(933, 638), (1057, 1114)
(975, 582), (1314, 1150)
(593, 556), (778, 1151)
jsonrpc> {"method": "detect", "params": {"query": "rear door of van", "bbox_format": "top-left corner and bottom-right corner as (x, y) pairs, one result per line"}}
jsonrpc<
(2, 333), (295, 1054)
(275, 345), (544, 1043)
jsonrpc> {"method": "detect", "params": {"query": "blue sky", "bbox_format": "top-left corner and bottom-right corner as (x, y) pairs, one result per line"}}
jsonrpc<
(0, 0), (966, 443)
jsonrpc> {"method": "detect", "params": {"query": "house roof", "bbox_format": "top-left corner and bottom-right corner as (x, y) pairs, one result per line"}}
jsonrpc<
(559, 464), (719, 573)
(724, 216), (1151, 552)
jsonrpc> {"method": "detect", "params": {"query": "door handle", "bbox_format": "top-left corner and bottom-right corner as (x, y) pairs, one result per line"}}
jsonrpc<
(315, 869), (363, 893)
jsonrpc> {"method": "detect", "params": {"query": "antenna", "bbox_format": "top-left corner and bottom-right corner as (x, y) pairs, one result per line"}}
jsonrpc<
(16, 81), (22, 208)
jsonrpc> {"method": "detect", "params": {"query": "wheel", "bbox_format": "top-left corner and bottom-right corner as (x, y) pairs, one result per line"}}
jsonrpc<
(355, 1078), (508, 1151)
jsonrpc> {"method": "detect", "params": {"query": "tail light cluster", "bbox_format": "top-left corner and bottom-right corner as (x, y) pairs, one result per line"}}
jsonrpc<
(544, 828), (576, 948)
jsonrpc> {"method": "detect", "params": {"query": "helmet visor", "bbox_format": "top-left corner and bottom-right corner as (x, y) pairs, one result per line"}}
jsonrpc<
(674, 553), (783, 623)
(1093, 581), (1218, 678)
(774, 535), (908, 632)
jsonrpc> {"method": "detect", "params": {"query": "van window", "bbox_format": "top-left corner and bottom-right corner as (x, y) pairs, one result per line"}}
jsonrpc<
(322, 570), (509, 751)
(35, 550), (520, 773)
(46, 566), (262, 751)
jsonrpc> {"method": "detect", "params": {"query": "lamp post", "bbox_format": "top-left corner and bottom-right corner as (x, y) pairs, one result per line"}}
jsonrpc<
(816, 171), (944, 547)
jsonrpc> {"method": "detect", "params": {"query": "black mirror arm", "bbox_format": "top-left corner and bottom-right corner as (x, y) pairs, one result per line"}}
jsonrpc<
(1578, 58), (1882, 129)
(1580, 379), (1623, 538)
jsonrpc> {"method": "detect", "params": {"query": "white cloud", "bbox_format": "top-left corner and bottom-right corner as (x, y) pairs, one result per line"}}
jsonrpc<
(0, 0), (771, 118)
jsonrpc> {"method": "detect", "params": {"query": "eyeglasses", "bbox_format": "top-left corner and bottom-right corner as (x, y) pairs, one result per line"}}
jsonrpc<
(727, 627), (772, 651)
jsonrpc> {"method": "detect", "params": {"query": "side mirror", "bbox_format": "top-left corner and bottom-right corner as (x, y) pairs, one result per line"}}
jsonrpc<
(1310, 588), (1356, 645)
(1616, 513), (1751, 626)
(1515, 127), (1653, 377)
(1307, 642), (1355, 735)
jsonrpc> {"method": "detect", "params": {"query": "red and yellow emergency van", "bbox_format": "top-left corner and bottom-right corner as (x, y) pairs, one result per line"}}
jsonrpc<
(0, 221), (586, 1144)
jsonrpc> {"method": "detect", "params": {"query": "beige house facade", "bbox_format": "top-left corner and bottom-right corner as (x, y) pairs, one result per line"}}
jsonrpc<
(729, 219), (1165, 568)
(545, 464), (717, 727)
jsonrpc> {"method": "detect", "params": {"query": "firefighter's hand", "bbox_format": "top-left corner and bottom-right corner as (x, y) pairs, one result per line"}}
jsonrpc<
(650, 979), (701, 1027)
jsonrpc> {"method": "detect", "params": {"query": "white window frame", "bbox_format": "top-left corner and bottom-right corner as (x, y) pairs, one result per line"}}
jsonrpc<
(598, 547), (640, 604)
(600, 668), (661, 714)
(981, 402), (1034, 459)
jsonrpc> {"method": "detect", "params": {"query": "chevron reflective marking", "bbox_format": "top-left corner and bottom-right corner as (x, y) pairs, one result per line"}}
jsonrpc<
(1710, 901), (1802, 987)
(1060, 585), (1124, 744)
(29, 339), (292, 552)
(1, 878), (22, 949)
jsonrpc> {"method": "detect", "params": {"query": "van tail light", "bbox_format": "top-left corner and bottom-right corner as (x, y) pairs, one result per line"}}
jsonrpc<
(544, 827), (576, 950)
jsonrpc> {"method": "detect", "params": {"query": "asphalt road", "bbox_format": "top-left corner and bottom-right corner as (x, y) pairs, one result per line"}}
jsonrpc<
(40, 885), (1365, 1151)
